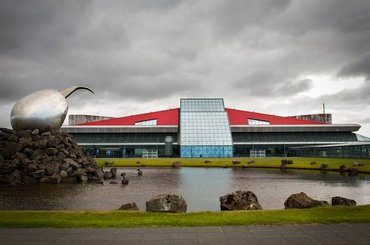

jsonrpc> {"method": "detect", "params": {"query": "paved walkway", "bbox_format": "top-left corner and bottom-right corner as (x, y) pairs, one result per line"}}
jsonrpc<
(0, 223), (369, 245)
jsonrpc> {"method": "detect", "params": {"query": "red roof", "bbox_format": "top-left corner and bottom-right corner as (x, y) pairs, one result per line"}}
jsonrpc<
(80, 107), (323, 126)
(226, 108), (324, 125)
(81, 108), (179, 126)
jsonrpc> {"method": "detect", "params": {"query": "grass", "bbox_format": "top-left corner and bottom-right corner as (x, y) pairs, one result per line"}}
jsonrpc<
(1, 205), (370, 228)
(95, 157), (370, 173)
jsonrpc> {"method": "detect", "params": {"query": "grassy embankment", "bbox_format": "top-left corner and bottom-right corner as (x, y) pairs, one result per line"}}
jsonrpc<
(95, 157), (370, 173)
(1, 205), (370, 228)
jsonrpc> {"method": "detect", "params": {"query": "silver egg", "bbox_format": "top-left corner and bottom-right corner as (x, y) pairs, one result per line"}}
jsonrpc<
(11, 86), (94, 132)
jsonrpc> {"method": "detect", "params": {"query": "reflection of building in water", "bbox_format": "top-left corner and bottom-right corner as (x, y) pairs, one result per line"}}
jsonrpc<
(62, 98), (370, 158)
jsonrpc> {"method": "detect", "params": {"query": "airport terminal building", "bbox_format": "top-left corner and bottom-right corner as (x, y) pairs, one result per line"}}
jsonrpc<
(62, 98), (370, 158)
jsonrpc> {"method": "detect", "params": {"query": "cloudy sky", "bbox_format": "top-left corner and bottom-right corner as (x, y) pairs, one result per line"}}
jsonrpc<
(1, 0), (370, 135)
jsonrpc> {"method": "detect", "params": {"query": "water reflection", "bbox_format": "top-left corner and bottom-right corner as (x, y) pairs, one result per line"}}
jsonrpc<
(0, 167), (369, 212)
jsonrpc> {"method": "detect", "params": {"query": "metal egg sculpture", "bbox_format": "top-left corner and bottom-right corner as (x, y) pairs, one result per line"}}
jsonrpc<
(11, 86), (94, 132)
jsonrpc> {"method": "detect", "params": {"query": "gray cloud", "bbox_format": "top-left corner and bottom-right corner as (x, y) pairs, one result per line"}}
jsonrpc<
(338, 53), (370, 79)
(1, 0), (370, 135)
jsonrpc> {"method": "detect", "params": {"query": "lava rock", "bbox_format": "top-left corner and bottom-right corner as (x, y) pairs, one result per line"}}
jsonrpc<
(146, 194), (187, 213)
(332, 196), (356, 206)
(110, 168), (117, 178)
(284, 192), (329, 209)
(118, 202), (139, 211)
(220, 190), (262, 211)
(103, 171), (113, 179)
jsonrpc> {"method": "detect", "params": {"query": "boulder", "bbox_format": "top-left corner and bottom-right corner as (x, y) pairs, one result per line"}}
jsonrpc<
(284, 192), (329, 209)
(332, 196), (356, 206)
(103, 171), (113, 179)
(121, 178), (129, 185)
(220, 190), (262, 211)
(146, 194), (187, 213)
(110, 168), (117, 178)
(118, 202), (139, 211)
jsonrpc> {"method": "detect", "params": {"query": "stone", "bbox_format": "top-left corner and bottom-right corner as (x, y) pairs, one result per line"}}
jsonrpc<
(220, 190), (262, 211)
(284, 192), (329, 209)
(8, 170), (22, 187)
(332, 196), (356, 206)
(0, 163), (16, 174)
(31, 129), (39, 135)
(14, 152), (27, 160)
(23, 148), (33, 156)
(60, 170), (68, 178)
(45, 147), (58, 155)
(103, 171), (113, 179)
(5, 141), (23, 153)
(146, 194), (187, 213)
(0, 155), (5, 165)
(47, 136), (59, 147)
(352, 162), (364, 167)
(118, 202), (139, 211)
(40, 174), (61, 183)
(16, 130), (31, 139)
(77, 173), (88, 182)
(110, 168), (117, 178)
(26, 163), (38, 173)
(109, 181), (117, 184)
(121, 178), (129, 185)
(45, 164), (59, 176)
(19, 137), (32, 146)
(64, 158), (79, 169)
(0, 148), (11, 159)
(30, 149), (42, 161)
(32, 169), (45, 179)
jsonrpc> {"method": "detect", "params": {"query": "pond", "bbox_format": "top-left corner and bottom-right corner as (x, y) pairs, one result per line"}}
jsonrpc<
(0, 167), (369, 212)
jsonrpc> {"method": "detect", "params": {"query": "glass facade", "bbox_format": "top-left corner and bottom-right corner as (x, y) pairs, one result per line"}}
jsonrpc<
(135, 119), (157, 126)
(248, 119), (270, 125)
(180, 98), (233, 157)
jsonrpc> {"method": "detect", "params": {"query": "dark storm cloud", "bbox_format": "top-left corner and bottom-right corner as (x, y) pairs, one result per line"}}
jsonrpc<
(338, 53), (370, 79)
(1, 0), (370, 132)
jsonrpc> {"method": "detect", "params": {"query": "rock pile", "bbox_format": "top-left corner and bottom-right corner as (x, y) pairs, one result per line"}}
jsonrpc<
(0, 128), (103, 186)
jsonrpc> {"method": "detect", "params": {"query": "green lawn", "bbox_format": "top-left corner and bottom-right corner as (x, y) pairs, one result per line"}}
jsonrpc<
(95, 157), (370, 173)
(1, 205), (370, 228)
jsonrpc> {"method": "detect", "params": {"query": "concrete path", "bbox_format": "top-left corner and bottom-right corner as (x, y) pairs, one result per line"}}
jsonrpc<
(0, 223), (369, 245)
